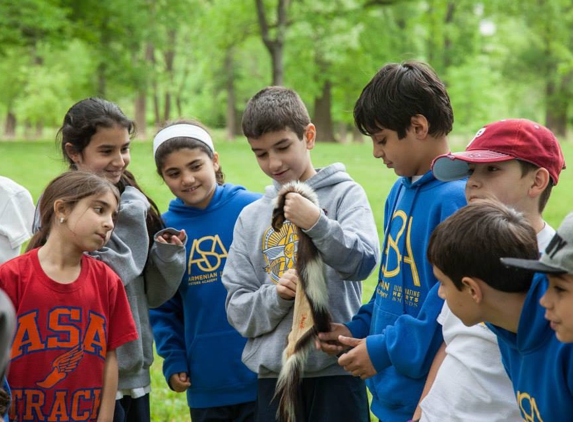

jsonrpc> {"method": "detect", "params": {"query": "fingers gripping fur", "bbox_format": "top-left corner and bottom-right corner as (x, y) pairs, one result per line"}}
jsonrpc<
(272, 181), (332, 422)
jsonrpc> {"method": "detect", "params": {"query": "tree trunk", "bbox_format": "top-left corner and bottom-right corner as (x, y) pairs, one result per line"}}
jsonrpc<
(225, 49), (238, 140)
(352, 125), (364, 143)
(272, 44), (284, 86)
(338, 123), (349, 144)
(255, 0), (289, 86)
(161, 30), (176, 124)
(4, 111), (16, 139)
(135, 93), (147, 139)
(135, 43), (155, 139)
(313, 80), (336, 142)
(545, 76), (568, 138)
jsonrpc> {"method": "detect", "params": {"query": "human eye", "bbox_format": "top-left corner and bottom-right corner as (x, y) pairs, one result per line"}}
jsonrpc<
(190, 163), (203, 171)
(93, 206), (104, 214)
(467, 167), (475, 176)
(255, 152), (267, 158)
(121, 146), (130, 153)
(487, 165), (500, 172)
(377, 138), (387, 146)
(166, 171), (179, 179)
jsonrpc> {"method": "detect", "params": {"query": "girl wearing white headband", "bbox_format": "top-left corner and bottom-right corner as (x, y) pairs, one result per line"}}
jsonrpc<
(150, 120), (261, 421)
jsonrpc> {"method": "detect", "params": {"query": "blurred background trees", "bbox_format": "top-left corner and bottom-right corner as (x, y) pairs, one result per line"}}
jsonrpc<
(1, 0), (572, 141)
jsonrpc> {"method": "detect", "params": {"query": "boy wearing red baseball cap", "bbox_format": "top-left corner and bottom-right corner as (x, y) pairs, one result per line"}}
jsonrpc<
(414, 119), (566, 421)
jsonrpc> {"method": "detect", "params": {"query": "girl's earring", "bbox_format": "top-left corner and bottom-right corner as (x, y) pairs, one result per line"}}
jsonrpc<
(59, 217), (65, 224)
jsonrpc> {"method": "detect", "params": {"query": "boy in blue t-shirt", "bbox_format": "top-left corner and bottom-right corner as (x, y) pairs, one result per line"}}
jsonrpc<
(317, 61), (466, 421)
(428, 200), (573, 422)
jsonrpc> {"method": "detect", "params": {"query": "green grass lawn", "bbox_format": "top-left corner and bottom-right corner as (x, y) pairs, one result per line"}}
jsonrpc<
(1, 135), (572, 421)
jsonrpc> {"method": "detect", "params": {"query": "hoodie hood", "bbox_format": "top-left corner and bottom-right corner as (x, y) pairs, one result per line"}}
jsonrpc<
(491, 273), (553, 353)
(264, 163), (352, 199)
(400, 169), (444, 190)
(168, 184), (247, 216)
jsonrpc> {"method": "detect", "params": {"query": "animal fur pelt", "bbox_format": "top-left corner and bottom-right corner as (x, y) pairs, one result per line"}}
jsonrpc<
(271, 181), (332, 422)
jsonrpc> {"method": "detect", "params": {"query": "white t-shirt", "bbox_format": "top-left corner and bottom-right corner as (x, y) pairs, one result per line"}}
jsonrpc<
(420, 225), (554, 421)
(0, 176), (35, 264)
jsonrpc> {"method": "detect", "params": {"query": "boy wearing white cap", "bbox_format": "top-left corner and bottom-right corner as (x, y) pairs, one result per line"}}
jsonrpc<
(415, 119), (566, 421)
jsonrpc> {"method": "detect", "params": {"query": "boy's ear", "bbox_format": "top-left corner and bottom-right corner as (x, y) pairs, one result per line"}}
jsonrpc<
(409, 114), (429, 139)
(64, 143), (82, 164)
(461, 276), (483, 304)
(528, 167), (550, 198)
(304, 124), (316, 149)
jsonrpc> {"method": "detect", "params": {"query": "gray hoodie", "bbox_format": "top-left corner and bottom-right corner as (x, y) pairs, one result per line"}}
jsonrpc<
(223, 163), (379, 378)
(90, 187), (186, 390)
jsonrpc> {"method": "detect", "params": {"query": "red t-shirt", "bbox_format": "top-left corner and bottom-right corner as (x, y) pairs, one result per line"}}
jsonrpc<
(0, 248), (138, 422)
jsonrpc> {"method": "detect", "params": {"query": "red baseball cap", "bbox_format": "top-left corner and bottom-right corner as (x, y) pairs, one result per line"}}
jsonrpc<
(432, 119), (566, 184)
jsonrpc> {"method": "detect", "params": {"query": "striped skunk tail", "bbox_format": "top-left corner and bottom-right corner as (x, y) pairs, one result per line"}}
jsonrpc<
(271, 181), (332, 422)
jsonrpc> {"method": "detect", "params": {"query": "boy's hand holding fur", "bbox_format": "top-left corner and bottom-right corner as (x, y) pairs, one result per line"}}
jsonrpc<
(169, 372), (191, 392)
(281, 192), (320, 230)
(316, 323), (352, 355)
(338, 336), (377, 380)
(277, 268), (299, 300)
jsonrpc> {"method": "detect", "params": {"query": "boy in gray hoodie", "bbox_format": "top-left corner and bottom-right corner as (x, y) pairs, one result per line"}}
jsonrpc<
(222, 86), (380, 422)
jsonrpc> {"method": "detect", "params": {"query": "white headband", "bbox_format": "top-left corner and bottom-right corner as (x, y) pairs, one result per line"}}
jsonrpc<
(153, 124), (215, 156)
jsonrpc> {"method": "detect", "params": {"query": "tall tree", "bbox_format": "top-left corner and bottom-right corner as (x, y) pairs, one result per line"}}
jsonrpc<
(255, 0), (290, 85)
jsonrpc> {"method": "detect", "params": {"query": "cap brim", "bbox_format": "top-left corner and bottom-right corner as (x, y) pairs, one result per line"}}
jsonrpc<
(500, 257), (566, 274)
(432, 151), (514, 182)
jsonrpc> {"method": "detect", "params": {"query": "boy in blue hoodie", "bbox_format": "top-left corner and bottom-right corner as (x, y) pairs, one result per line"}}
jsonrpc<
(317, 61), (466, 422)
(428, 200), (573, 421)
(223, 86), (380, 422)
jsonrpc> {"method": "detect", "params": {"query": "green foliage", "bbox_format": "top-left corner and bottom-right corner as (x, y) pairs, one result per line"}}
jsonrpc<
(1, 0), (573, 138)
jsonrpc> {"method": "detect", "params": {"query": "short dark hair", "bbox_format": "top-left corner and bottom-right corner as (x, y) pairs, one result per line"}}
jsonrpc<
(427, 200), (539, 293)
(517, 160), (554, 213)
(242, 86), (311, 140)
(354, 61), (454, 139)
(154, 119), (225, 185)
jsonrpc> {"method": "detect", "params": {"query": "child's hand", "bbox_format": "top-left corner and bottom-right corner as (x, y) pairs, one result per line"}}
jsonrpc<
(170, 372), (191, 392)
(315, 323), (352, 355)
(277, 268), (298, 300)
(337, 336), (377, 380)
(282, 193), (320, 230)
(156, 229), (186, 245)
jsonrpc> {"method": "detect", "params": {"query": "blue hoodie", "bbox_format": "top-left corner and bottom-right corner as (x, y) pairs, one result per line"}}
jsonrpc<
(345, 171), (466, 422)
(150, 184), (261, 409)
(487, 274), (573, 422)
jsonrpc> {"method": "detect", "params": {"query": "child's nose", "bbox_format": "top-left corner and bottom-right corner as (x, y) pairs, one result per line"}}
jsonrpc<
(539, 291), (551, 309)
(182, 172), (195, 185)
(373, 145), (385, 159)
(269, 155), (282, 171)
(103, 216), (114, 230)
(112, 153), (126, 167)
